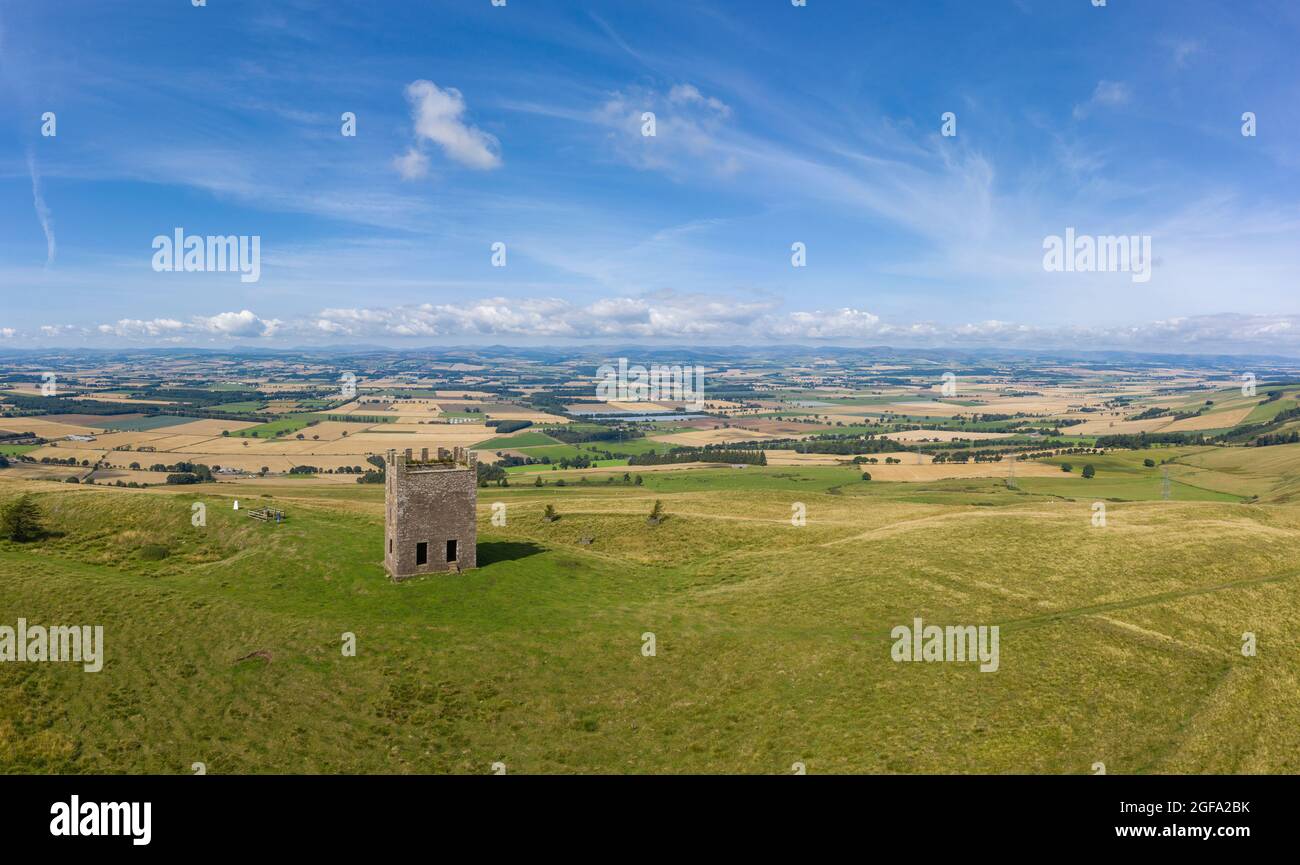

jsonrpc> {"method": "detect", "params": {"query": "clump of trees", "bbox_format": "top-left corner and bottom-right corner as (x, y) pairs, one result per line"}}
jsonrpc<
(1, 494), (47, 542)
(487, 420), (533, 434)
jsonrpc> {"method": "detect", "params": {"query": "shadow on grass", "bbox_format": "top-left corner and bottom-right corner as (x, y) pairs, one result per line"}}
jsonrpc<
(476, 540), (545, 566)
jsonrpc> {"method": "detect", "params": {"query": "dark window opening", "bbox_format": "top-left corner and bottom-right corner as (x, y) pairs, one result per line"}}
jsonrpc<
(388, 538), (392, 554)
(416, 542), (428, 565)
(446, 539), (458, 563)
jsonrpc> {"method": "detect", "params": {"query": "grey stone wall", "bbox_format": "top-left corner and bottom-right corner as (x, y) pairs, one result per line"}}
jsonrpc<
(384, 448), (478, 579)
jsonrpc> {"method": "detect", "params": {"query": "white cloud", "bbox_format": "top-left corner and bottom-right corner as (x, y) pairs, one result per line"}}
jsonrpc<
(90, 311), (279, 341)
(1169, 38), (1203, 69)
(39, 324), (83, 338)
(392, 147), (430, 181)
(27, 150), (55, 267)
(400, 80), (502, 172)
(97, 318), (186, 338)
(667, 83), (732, 117)
(1073, 80), (1132, 120)
(194, 310), (281, 338)
(596, 84), (740, 177)
(30, 302), (1299, 356)
(769, 308), (884, 340)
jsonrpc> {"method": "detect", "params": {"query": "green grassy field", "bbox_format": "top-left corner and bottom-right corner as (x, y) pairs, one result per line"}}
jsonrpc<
(0, 445), (38, 456)
(474, 431), (560, 450)
(510, 444), (585, 461)
(211, 400), (268, 413)
(4, 445), (1300, 774)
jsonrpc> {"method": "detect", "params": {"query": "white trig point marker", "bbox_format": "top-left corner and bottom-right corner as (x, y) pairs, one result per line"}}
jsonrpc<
(233, 499), (240, 511)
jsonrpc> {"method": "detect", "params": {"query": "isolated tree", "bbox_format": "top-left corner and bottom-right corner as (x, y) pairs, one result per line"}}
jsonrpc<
(543, 504), (558, 522)
(0, 495), (46, 542)
(1060, 463), (1073, 472)
(861, 471), (872, 481)
(648, 500), (665, 523)
(1143, 458), (1156, 468)
(1082, 464), (1096, 479)
(534, 475), (543, 487)
(634, 474), (644, 486)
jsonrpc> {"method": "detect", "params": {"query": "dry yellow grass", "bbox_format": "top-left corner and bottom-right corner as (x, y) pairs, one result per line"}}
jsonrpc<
(1066, 416), (1170, 436)
(2, 417), (100, 437)
(1160, 406), (1253, 432)
(652, 427), (776, 446)
(762, 451), (856, 466)
(134, 434), (224, 452)
(1, 462), (89, 481)
(27, 445), (108, 462)
(875, 401), (965, 416)
(435, 390), (495, 398)
(72, 430), (175, 450)
(87, 467), (164, 485)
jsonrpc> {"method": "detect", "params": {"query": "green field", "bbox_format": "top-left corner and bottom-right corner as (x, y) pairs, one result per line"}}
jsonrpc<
(5, 444), (1300, 774)
(474, 431), (560, 450)
(0, 444), (38, 456)
(211, 401), (268, 413)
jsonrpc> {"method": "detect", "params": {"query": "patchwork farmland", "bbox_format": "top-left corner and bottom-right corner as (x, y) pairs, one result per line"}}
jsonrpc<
(3, 346), (1300, 774)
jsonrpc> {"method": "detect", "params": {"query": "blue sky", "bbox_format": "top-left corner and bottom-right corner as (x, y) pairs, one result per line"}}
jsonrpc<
(2, 0), (1299, 352)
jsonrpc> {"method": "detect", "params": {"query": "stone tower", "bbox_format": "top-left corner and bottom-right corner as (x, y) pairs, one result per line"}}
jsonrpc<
(384, 446), (478, 579)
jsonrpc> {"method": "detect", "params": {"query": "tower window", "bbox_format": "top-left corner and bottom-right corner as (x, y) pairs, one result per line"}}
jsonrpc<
(416, 542), (428, 565)
(446, 539), (458, 562)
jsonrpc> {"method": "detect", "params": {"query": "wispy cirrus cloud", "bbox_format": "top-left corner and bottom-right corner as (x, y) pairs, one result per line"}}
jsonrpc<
(1073, 80), (1132, 120)
(26, 149), (55, 266)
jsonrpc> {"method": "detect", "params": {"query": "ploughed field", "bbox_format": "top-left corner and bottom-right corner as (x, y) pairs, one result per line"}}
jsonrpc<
(3, 448), (1300, 773)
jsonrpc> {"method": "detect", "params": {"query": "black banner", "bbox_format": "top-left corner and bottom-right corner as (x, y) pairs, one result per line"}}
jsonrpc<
(0, 774), (1278, 852)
